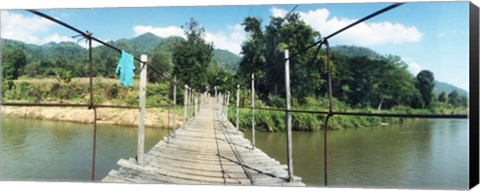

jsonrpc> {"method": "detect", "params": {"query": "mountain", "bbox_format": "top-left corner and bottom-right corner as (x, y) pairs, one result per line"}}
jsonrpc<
(434, 81), (468, 97)
(1, 32), (241, 70)
(331, 45), (385, 60)
(212, 49), (241, 70)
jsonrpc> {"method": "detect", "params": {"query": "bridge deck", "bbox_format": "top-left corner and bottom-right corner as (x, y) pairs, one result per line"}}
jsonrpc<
(101, 99), (304, 186)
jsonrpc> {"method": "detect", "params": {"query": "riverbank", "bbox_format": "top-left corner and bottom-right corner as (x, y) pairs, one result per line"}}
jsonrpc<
(1, 106), (182, 128)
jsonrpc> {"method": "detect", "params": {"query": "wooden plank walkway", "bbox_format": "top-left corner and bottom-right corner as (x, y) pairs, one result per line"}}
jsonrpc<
(101, 99), (304, 186)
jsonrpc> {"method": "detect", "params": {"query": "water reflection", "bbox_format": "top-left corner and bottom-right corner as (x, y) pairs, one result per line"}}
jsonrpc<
(1, 117), (168, 181)
(245, 119), (468, 189)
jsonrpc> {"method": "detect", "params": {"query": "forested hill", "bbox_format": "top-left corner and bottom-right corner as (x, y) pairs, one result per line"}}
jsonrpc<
(331, 45), (468, 97)
(434, 81), (468, 97)
(1, 32), (241, 75)
(331, 45), (385, 60)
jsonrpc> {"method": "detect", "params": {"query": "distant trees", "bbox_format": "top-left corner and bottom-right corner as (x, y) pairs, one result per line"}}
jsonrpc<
(438, 91), (448, 103)
(172, 18), (214, 92)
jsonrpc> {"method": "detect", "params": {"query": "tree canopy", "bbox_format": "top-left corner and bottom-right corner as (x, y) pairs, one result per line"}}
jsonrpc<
(172, 18), (214, 92)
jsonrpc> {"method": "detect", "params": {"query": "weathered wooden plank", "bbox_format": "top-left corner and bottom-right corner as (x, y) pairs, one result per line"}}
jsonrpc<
(102, 97), (304, 186)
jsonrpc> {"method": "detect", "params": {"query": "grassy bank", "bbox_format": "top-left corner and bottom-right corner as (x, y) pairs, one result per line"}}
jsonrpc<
(2, 77), (186, 128)
(227, 96), (467, 132)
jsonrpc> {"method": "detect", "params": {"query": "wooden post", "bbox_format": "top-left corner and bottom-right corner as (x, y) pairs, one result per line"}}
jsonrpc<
(236, 85), (240, 130)
(219, 92), (223, 115)
(173, 76), (177, 138)
(225, 91), (230, 121)
(183, 85), (188, 128)
(251, 73), (255, 149)
(189, 88), (192, 119)
(192, 89), (197, 118)
(190, 88), (195, 119)
(137, 54), (148, 166)
(214, 86), (217, 106)
(284, 50), (293, 181)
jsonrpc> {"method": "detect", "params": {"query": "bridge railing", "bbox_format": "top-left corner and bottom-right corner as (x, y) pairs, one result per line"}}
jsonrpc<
(0, 10), (202, 181)
(215, 2), (469, 186)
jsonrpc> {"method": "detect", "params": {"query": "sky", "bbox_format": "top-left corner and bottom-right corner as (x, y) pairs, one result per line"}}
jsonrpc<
(0, 2), (470, 91)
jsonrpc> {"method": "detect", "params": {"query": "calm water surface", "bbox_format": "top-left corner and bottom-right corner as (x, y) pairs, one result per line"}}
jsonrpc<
(245, 119), (469, 189)
(0, 117), (168, 181)
(1, 117), (468, 189)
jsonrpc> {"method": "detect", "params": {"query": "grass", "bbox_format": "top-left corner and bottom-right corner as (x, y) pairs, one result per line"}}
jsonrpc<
(226, 96), (468, 132)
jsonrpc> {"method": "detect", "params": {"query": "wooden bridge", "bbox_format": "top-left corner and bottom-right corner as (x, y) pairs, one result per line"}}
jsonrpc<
(101, 98), (304, 186)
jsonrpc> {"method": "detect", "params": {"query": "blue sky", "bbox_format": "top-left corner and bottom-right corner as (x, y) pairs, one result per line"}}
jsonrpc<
(1, 2), (470, 91)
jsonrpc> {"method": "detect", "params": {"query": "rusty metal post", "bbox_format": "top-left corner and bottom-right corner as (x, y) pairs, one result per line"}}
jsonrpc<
(325, 40), (333, 186)
(88, 36), (97, 181)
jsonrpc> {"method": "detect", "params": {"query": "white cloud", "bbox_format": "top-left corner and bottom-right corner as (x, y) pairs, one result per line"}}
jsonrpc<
(133, 24), (246, 55)
(408, 62), (423, 75)
(204, 24), (246, 55)
(133, 25), (185, 38)
(271, 7), (288, 18)
(1, 11), (103, 49)
(271, 7), (423, 46)
(43, 33), (74, 44)
(1, 11), (54, 44)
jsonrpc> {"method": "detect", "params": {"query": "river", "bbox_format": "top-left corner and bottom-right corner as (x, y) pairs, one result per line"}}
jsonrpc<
(0, 117), (468, 189)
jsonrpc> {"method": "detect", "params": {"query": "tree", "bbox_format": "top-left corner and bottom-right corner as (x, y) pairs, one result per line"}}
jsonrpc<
(238, 14), (322, 100)
(448, 90), (460, 107)
(172, 18), (214, 92)
(415, 70), (435, 108)
(53, 68), (72, 84)
(3, 49), (27, 80)
(148, 51), (173, 83)
(438, 91), (448, 103)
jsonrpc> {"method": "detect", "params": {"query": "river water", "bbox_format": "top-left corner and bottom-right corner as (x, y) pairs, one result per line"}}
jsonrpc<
(0, 117), (468, 189)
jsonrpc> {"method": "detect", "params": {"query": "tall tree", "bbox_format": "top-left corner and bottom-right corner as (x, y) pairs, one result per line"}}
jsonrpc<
(239, 17), (267, 96)
(415, 70), (435, 108)
(3, 49), (27, 80)
(238, 14), (322, 100)
(173, 18), (214, 92)
(149, 51), (173, 83)
(448, 90), (460, 107)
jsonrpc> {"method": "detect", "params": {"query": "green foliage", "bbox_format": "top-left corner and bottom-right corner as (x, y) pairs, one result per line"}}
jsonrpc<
(53, 68), (73, 84)
(149, 51), (173, 83)
(2, 49), (27, 80)
(173, 18), (214, 92)
(438, 91), (448, 103)
(448, 90), (459, 106)
(434, 80), (468, 97)
(416, 70), (435, 108)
